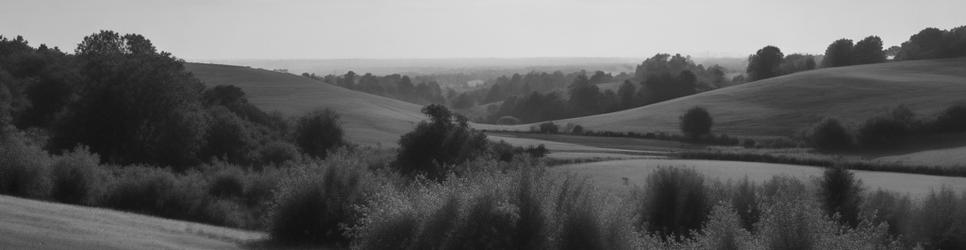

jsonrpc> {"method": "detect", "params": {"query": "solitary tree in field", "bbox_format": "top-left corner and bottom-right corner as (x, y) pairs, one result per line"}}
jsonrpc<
(822, 39), (854, 67)
(746, 46), (784, 81)
(680, 107), (713, 139)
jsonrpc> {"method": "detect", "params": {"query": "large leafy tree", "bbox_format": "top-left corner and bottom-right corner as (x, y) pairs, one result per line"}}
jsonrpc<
(51, 31), (207, 168)
(746, 46), (784, 81)
(852, 36), (886, 65)
(821, 39), (854, 68)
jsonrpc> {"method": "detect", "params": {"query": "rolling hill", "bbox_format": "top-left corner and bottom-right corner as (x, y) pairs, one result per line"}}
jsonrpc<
(480, 58), (966, 138)
(0, 195), (262, 249)
(185, 63), (425, 146)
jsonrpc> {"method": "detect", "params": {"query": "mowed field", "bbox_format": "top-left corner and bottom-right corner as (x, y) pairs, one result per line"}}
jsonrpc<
(555, 159), (966, 198)
(186, 63), (425, 146)
(479, 58), (966, 138)
(0, 195), (263, 250)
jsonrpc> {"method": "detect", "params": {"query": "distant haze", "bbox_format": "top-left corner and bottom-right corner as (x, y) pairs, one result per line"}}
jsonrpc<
(2, 0), (964, 60)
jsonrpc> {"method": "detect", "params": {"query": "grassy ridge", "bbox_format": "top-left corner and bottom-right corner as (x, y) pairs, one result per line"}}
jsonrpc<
(186, 63), (425, 146)
(478, 58), (966, 138)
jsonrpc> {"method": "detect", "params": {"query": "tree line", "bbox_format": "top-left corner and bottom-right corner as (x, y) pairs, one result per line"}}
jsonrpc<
(303, 71), (446, 105)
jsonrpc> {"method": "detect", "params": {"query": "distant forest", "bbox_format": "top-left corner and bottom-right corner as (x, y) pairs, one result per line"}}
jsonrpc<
(301, 26), (966, 125)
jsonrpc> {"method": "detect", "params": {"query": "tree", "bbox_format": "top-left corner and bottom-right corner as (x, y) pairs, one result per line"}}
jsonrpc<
(395, 104), (488, 180)
(680, 107), (713, 139)
(52, 30), (207, 168)
(617, 80), (637, 109)
(567, 74), (600, 116)
(294, 109), (345, 159)
(746, 46), (784, 81)
(818, 166), (863, 227)
(821, 39), (854, 67)
(896, 27), (946, 60)
(806, 118), (852, 151)
(779, 54), (817, 75)
(852, 36), (886, 65)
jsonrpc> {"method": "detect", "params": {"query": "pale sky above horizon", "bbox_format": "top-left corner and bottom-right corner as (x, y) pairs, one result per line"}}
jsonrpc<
(2, 0), (964, 60)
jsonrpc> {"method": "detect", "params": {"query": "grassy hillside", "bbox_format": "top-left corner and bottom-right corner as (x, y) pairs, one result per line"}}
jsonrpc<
(185, 63), (425, 146)
(480, 58), (966, 138)
(0, 195), (263, 249)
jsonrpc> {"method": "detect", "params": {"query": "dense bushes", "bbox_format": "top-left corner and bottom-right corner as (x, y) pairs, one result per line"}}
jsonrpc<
(50, 146), (104, 205)
(294, 109), (345, 159)
(818, 166), (864, 227)
(806, 118), (852, 151)
(269, 154), (374, 244)
(395, 104), (489, 179)
(0, 131), (51, 198)
(636, 167), (711, 240)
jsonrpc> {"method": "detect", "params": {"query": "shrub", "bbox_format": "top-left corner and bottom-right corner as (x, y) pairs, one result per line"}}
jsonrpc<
(571, 125), (584, 134)
(637, 167), (711, 241)
(50, 146), (104, 205)
(861, 190), (913, 237)
(208, 168), (246, 199)
(0, 131), (52, 198)
(806, 118), (852, 151)
(269, 158), (374, 244)
(680, 107), (713, 139)
(913, 188), (966, 250)
(756, 199), (825, 250)
(931, 104), (966, 133)
(294, 108), (345, 159)
(395, 104), (489, 180)
(496, 116), (520, 125)
(818, 166), (863, 227)
(731, 178), (760, 231)
(697, 204), (753, 250)
(539, 122), (559, 134)
(100, 166), (179, 215)
(201, 106), (258, 164)
(856, 116), (910, 149)
(257, 141), (301, 166)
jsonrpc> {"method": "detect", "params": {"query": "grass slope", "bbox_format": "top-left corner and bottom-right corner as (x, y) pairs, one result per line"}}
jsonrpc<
(185, 63), (425, 146)
(481, 58), (966, 138)
(0, 195), (263, 250)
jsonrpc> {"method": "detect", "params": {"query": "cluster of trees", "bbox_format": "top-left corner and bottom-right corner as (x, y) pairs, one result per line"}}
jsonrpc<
(304, 71), (446, 105)
(821, 36), (887, 67)
(0, 31), (346, 170)
(482, 54), (730, 124)
(745, 25), (966, 82)
(746, 46), (819, 81)
(805, 104), (966, 152)
(895, 26), (966, 60)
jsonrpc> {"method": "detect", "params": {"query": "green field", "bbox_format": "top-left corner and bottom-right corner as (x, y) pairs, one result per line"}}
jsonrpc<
(0, 195), (263, 250)
(554, 159), (966, 198)
(479, 58), (966, 138)
(186, 63), (425, 146)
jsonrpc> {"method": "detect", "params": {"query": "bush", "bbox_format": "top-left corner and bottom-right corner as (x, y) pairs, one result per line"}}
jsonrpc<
(696, 204), (753, 250)
(208, 168), (246, 199)
(818, 166), (864, 227)
(0, 131), (52, 198)
(496, 116), (520, 125)
(931, 104), (966, 133)
(571, 125), (584, 134)
(637, 167), (711, 241)
(269, 157), (374, 244)
(913, 188), (966, 250)
(806, 118), (852, 151)
(539, 122), (559, 134)
(731, 178), (760, 231)
(257, 141), (301, 166)
(861, 190), (913, 237)
(680, 107), (713, 139)
(395, 104), (489, 180)
(856, 107), (916, 149)
(50, 146), (104, 205)
(201, 106), (258, 164)
(294, 109), (345, 159)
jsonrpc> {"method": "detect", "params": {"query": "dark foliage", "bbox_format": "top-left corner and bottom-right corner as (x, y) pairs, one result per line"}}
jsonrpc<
(680, 107), (713, 139)
(818, 166), (863, 227)
(395, 104), (489, 179)
(805, 118), (852, 151)
(821, 39), (854, 67)
(852, 36), (887, 65)
(294, 109), (345, 159)
(637, 167), (711, 241)
(50, 147), (102, 205)
(746, 46), (784, 81)
(270, 162), (373, 244)
(538, 122), (559, 134)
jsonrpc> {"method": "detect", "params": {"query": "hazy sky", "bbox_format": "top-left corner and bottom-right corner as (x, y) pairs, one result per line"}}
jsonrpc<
(2, 0), (964, 60)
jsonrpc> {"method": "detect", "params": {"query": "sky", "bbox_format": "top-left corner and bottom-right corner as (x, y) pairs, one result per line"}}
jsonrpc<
(1, 0), (965, 60)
